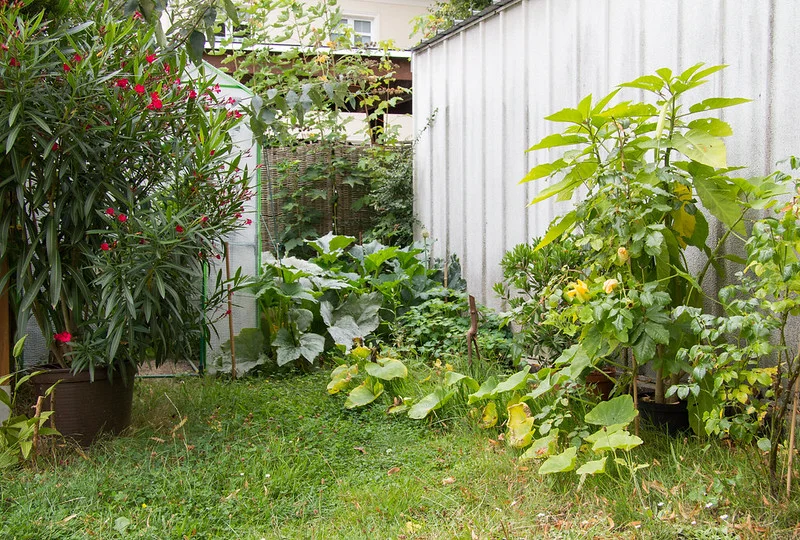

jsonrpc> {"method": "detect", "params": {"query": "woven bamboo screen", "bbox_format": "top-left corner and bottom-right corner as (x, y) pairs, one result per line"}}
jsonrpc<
(261, 143), (375, 253)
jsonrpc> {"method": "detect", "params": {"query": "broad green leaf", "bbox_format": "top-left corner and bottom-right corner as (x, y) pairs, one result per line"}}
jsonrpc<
(320, 292), (382, 350)
(308, 232), (356, 255)
(468, 376), (498, 404)
(534, 211), (577, 251)
(328, 364), (358, 394)
(544, 108), (583, 124)
(365, 358), (408, 380)
(584, 395), (638, 426)
(345, 380), (384, 409)
(671, 130), (726, 168)
(527, 133), (588, 152)
(507, 402), (535, 448)
(688, 97), (750, 114)
(591, 430), (643, 452)
(273, 329), (325, 366)
(408, 387), (453, 419)
(520, 431), (559, 460)
(687, 118), (733, 137)
(114, 517), (131, 534)
(554, 344), (591, 379)
(694, 176), (746, 235)
(444, 371), (480, 392)
(576, 457), (607, 476)
(757, 438), (771, 452)
(584, 423), (629, 443)
(494, 366), (531, 394)
(478, 401), (498, 429)
(538, 447), (577, 474)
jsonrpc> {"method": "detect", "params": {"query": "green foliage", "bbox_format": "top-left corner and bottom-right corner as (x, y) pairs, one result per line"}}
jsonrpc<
(411, 0), (493, 41)
(0, 1), (251, 376)
(495, 236), (590, 366)
(393, 293), (512, 363)
(221, 235), (457, 374)
(672, 182), (800, 490)
(0, 338), (61, 469)
(524, 64), (784, 404)
(360, 144), (415, 246)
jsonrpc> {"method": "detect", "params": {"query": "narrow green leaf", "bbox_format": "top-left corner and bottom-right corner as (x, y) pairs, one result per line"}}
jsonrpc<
(519, 159), (567, 184)
(688, 97), (750, 114)
(544, 108), (584, 124)
(534, 211), (577, 252)
(526, 133), (588, 152)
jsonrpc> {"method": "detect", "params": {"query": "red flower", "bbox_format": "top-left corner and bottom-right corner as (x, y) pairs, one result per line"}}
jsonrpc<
(145, 53), (157, 64)
(62, 63), (71, 72)
(215, 254), (221, 260)
(9, 57), (19, 67)
(134, 84), (145, 94)
(53, 332), (72, 344)
(175, 225), (184, 233)
(51, 143), (59, 151)
(209, 150), (215, 156)
(235, 213), (242, 218)
(0, 44), (8, 51)
(213, 84), (221, 94)
(105, 207), (115, 216)
(244, 218), (252, 226)
(146, 91), (162, 110)
(188, 89), (197, 99)
(201, 216), (208, 223)
(118, 213), (127, 223)
(164, 64), (170, 74)
(133, 11), (143, 20)
(100, 242), (110, 251)
(116, 78), (129, 88)
(72, 53), (83, 62)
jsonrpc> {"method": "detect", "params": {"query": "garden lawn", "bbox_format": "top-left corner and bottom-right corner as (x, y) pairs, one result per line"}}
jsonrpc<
(1, 373), (798, 539)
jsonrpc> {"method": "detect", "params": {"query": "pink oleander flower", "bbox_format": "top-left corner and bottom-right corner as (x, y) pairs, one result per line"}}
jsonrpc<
(53, 332), (72, 344)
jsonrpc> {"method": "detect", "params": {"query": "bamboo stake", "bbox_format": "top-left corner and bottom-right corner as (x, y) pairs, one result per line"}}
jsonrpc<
(787, 376), (799, 498)
(224, 242), (236, 379)
(0, 258), (9, 378)
(632, 349), (639, 437)
(32, 395), (43, 459)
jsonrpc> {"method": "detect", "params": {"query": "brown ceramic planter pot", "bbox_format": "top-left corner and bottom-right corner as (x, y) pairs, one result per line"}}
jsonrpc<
(31, 366), (135, 447)
(585, 367), (616, 401)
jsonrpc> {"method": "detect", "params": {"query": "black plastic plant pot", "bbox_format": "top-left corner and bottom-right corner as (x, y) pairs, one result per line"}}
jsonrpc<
(638, 394), (691, 435)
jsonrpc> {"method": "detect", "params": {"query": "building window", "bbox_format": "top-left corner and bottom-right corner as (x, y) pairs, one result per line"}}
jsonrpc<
(215, 14), (251, 44)
(331, 17), (374, 46)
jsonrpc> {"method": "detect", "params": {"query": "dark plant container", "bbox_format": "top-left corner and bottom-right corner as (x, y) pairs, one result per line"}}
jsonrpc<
(638, 394), (691, 435)
(586, 367), (616, 401)
(31, 366), (135, 447)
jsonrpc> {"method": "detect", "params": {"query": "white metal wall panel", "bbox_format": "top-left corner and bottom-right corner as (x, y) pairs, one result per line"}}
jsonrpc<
(413, 0), (800, 308)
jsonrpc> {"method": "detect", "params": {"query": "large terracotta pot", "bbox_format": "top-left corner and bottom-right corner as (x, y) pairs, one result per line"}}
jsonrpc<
(31, 366), (135, 447)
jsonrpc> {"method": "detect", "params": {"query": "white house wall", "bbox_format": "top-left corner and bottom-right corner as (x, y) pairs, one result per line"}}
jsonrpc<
(413, 0), (800, 308)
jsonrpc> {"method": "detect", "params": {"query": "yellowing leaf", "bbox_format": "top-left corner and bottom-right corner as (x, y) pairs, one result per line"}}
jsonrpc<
(507, 402), (535, 448)
(479, 401), (498, 429)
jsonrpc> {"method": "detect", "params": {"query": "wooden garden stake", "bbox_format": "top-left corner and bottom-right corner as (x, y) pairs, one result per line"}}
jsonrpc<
(0, 258), (9, 379)
(466, 295), (480, 366)
(631, 349), (640, 436)
(224, 242), (236, 379)
(787, 376), (799, 498)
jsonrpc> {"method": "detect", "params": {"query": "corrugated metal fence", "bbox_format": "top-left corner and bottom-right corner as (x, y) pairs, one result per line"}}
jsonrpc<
(412, 0), (800, 308)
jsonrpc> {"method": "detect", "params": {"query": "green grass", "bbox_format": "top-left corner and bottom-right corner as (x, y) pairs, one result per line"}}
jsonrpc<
(1, 372), (799, 539)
